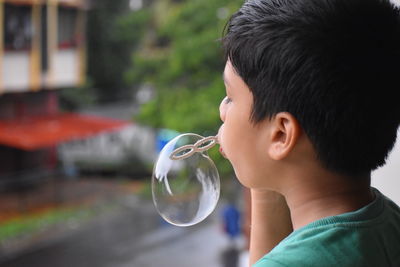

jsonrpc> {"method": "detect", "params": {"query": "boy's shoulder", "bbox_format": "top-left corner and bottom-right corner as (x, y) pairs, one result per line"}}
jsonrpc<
(254, 189), (400, 267)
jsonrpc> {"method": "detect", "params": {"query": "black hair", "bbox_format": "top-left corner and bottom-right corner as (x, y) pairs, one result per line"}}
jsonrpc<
(223, 0), (400, 176)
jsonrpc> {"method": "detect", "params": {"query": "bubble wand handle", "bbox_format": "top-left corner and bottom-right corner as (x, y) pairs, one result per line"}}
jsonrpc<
(169, 136), (218, 160)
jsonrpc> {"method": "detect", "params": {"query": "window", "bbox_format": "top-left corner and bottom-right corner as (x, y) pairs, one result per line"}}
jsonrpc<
(58, 6), (78, 48)
(4, 4), (32, 51)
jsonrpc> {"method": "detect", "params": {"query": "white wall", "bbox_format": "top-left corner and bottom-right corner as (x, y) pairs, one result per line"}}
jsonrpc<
(53, 48), (78, 87)
(372, 129), (400, 205)
(2, 49), (79, 91)
(375, 1), (400, 206)
(391, 0), (400, 7)
(2, 52), (30, 92)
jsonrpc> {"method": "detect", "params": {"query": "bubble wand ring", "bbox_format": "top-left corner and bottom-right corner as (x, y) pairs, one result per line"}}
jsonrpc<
(169, 136), (218, 160)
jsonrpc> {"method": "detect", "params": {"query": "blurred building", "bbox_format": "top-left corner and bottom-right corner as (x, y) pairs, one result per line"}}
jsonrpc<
(0, 0), (127, 189)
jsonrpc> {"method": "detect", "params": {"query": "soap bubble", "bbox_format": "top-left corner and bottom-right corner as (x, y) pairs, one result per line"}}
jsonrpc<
(152, 133), (220, 227)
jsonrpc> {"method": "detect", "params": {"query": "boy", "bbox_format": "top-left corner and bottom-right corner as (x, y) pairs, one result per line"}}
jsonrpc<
(217, 0), (400, 266)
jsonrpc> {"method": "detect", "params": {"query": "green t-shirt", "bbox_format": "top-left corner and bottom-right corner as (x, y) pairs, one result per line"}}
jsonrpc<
(254, 189), (400, 267)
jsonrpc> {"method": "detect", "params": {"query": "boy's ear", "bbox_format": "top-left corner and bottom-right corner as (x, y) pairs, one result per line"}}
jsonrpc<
(268, 112), (301, 160)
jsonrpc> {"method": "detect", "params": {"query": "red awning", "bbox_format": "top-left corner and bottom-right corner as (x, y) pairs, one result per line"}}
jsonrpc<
(0, 113), (130, 150)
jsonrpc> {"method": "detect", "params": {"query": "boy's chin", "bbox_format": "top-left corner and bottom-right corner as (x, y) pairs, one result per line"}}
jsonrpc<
(232, 168), (250, 188)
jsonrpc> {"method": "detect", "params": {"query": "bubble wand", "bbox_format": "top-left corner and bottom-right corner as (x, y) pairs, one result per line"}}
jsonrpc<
(169, 136), (218, 160)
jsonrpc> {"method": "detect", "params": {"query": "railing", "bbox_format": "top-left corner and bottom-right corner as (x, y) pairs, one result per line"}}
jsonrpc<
(0, 168), (60, 193)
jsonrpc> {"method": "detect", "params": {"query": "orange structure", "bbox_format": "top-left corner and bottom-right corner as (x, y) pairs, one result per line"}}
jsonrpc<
(0, 0), (130, 182)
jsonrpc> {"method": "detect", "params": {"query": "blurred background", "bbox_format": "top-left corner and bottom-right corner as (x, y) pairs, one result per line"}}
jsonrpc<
(0, 0), (399, 266)
(0, 0), (248, 266)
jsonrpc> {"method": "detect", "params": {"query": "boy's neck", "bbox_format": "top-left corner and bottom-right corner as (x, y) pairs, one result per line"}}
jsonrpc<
(281, 170), (374, 230)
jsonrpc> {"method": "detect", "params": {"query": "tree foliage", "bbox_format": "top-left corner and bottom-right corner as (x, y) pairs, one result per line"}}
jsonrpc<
(125, 0), (243, 176)
(86, 0), (151, 103)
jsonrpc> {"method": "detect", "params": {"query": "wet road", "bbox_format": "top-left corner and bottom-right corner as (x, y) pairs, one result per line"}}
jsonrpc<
(0, 195), (240, 267)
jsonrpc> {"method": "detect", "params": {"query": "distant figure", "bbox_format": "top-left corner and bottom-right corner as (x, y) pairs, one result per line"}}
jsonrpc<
(221, 204), (241, 267)
(222, 204), (241, 240)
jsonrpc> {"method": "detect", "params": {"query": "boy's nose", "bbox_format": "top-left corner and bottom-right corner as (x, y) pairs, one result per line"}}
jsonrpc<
(219, 97), (227, 122)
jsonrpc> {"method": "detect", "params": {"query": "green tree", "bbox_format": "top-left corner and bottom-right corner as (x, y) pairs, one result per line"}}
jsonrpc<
(126, 0), (242, 176)
(86, 0), (150, 103)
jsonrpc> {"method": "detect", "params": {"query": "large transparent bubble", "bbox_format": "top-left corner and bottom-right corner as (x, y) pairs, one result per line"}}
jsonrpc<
(152, 133), (220, 227)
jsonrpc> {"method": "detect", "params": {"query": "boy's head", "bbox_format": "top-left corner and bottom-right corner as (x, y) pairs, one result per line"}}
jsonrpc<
(222, 0), (400, 177)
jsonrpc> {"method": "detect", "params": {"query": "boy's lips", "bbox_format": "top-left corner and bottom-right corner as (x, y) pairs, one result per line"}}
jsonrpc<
(219, 146), (227, 158)
(217, 129), (226, 158)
